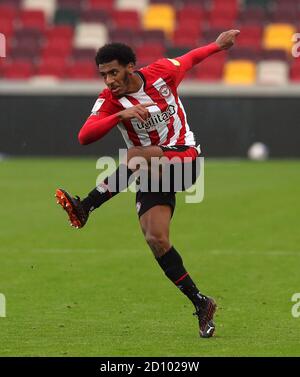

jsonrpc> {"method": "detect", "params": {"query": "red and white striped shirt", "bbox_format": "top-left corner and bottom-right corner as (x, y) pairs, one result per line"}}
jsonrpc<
(78, 43), (221, 148)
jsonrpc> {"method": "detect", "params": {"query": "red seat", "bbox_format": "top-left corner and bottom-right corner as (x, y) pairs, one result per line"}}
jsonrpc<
(4, 60), (34, 79)
(236, 25), (263, 49)
(211, 0), (238, 12)
(136, 43), (165, 57)
(86, 0), (114, 11)
(80, 9), (110, 23)
(209, 14), (237, 29)
(46, 25), (74, 40)
(194, 54), (226, 81)
(66, 61), (97, 79)
(37, 60), (66, 77)
(0, 6), (18, 39)
(111, 10), (141, 30)
(172, 30), (202, 48)
(136, 43), (166, 68)
(44, 37), (73, 57)
(290, 60), (300, 81)
(181, 0), (207, 7)
(0, 5), (18, 19)
(19, 10), (46, 32)
(177, 7), (206, 25)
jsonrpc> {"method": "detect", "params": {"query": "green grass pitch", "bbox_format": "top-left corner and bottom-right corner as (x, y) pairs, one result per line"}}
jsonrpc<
(0, 158), (299, 356)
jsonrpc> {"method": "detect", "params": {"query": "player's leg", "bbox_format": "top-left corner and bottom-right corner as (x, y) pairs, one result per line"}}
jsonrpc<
(137, 196), (217, 338)
(55, 146), (163, 228)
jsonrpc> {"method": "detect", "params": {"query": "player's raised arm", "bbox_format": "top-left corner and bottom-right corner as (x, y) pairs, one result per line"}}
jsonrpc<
(175, 29), (240, 72)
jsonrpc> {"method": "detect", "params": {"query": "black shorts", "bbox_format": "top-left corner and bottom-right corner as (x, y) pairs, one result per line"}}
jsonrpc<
(135, 145), (200, 218)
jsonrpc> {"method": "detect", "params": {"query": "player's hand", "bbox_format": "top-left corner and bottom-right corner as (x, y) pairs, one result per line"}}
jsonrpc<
(215, 30), (240, 50)
(117, 102), (156, 122)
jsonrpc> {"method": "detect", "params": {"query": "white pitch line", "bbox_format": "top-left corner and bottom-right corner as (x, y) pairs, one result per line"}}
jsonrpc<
(208, 250), (300, 256)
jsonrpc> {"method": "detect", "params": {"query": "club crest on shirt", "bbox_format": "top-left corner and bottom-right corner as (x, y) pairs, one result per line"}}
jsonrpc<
(159, 84), (171, 98)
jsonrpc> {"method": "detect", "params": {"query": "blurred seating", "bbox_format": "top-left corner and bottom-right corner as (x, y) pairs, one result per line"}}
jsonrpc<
(80, 9), (110, 24)
(137, 29), (166, 45)
(238, 7), (268, 25)
(236, 25), (263, 50)
(85, 0), (115, 12)
(109, 28), (135, 45)
(195, 53), (226, 81)
(57, 0), (84, 10)
(228, 47), (259, 61)
(136, 42), (165, 67)
(116, 0), (149, 13)
(65, 61), (98, 79)
(72, 48), (96, 61)
(23, 0), (56, 21)
(54, 8), (79, 26)
(19, 9), (47, 32)
(0, 5), (17, 39)
(290, 60), (300, 81)
(1, 0), (300, 83)
(3, 60), (34, 79)
(74, 23), (108, 49)
(257, 61), (289, 84)
(36, 60), (66, 78)
(111, 10), (141, 30)
(244, 0), (273, 8)
(263, 23), (296, 53)
(261, 49), (288, 61)
(143, 4), (175, 37)
(224, 60), (256, 84)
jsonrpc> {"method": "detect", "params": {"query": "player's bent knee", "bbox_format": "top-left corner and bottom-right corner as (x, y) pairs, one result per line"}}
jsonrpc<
(145, 233), (170, 255)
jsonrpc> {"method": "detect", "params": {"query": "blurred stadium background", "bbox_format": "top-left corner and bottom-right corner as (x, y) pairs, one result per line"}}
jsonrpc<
(0, 0), (299, 157)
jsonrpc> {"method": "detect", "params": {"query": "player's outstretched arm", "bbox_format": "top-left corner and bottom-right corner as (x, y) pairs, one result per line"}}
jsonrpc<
(175, 29), (240, 72)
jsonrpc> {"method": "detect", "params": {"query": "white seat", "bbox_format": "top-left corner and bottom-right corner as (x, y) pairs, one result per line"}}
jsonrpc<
(257, 60), (289, 85)
(74, 23), (108, 50)
(116, 0), (149, 13)
(23, 0), (57, 21)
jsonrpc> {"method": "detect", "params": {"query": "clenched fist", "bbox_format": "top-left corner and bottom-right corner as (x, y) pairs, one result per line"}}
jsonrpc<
(215, 30), (240, 50)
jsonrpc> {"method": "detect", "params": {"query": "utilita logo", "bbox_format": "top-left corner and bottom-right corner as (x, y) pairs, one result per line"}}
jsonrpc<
(0, 33), (6, 58)
(136, 105), (176, 130)
(292, 33), (300, 58)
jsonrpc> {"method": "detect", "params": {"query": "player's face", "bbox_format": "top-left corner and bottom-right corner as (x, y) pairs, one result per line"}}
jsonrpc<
(99, 60), (134, 97)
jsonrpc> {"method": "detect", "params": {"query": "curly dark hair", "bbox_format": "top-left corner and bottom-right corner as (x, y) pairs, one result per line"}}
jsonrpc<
(95, 43), (136, 66)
